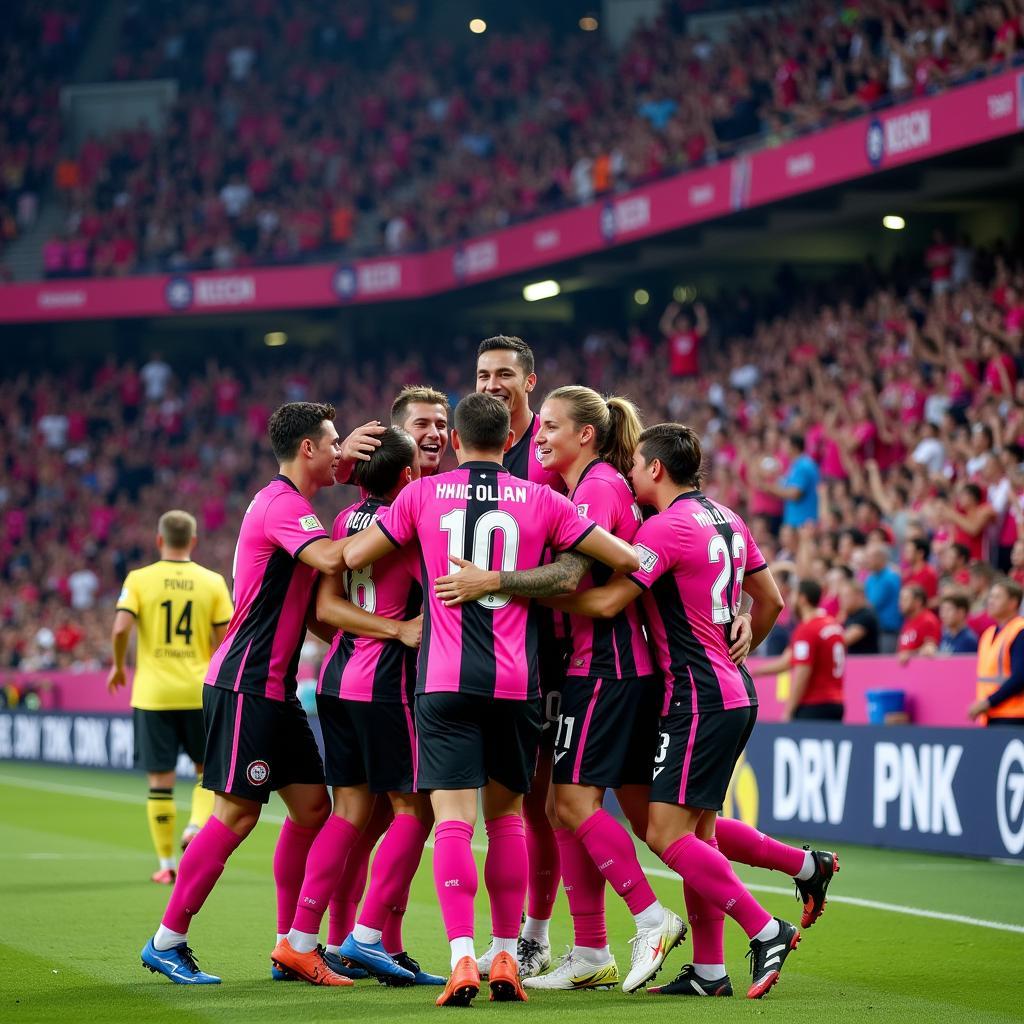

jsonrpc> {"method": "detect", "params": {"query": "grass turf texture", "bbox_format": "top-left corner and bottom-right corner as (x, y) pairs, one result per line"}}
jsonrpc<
(1, 762), (1022, 1023)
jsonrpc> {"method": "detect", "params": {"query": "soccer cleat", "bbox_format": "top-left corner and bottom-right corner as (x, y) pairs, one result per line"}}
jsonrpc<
(648, 964), (733, 996)
(435, 955), (481, 1007)
(746, 918), (800, 999)
(271, 964), (299, 981)
(150, 867), (176, 885)
(622, 908), (686, 993)
(181, 824), (201, 852)
(270, 939), (354, 987)
(322, 949), (370, 980)
(516, 937), (551, 979)
(141, 938), (221, 984)
(475, 943), (497, 978)
(488, 950), (528, 1002)
(339, 933), (415, 985)
(391, 952), (445, 986)
(795, 849), (839, 928)
(523, 947), (619, 990)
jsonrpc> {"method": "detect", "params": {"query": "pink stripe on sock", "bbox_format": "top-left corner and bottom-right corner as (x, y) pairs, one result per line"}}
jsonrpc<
(715, 817), (806, 877)
(291, 815), (361, 935)
(661, 833), (771, 939)
(433, 820), (477, 941)
(576, 808), (656, 916)
(684, 836), (724, 965)
(162, 817), (243, 933)
(572, 678), (603, 784)
(484, 814), (528, 939)
(359, 814), (430, 932)
(224, 693), (246, 793)
(524, 807), (560, 920)
(554, 827), (607, 949)
(273, 817), (320, 934)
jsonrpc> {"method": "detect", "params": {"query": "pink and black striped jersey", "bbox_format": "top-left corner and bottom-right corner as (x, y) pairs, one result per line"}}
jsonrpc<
(317, 497), (422, 704)
(627, 491), (766, 714)
(565, 460), (653, 680)
(207, 475), (328, 702)
(377, 461), (596, 701)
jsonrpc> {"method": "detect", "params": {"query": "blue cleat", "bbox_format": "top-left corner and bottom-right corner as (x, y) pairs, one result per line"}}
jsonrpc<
(141, 938), (221, 984)
(339, 933), (415, 985)
(392, 951), (445, 986)
(271, 964), (298, 981)
(322, 950), (370, 980)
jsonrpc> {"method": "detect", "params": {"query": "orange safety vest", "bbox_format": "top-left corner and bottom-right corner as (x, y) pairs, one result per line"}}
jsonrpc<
(976, 616), (1024, 722)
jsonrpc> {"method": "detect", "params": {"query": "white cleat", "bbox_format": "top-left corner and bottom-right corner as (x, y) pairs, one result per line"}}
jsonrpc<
(621, 909), (686, 993)
(476, 943), (497, 979)
(516, 937), (551, 979)
(524, 948), (620, 990)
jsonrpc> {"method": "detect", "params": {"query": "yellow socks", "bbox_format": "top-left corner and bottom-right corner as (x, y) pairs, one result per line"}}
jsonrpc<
(189, 776), (215, 830)
(147, 788), (176, 869)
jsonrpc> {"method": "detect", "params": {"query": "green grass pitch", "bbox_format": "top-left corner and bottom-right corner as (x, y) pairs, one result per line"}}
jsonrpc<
(2, 762), (1022, 1023)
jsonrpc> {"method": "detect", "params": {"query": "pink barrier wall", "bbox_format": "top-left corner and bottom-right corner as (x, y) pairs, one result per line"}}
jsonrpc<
(750, 655), (979, 726)
(2, 670), (131, 713)
(1, 71), (1020, 323)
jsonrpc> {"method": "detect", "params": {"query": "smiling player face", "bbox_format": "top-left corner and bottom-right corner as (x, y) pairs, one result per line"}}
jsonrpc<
(399, 402), (449, 476)
(475, 349), (535, 421)
(535, 398), (586, 477)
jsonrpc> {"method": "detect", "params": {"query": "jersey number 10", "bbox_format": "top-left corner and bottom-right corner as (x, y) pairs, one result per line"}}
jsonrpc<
(440, 508), (520, 610)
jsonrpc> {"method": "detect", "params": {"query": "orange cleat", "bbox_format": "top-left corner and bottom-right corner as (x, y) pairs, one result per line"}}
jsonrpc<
(435, 955), (481, 1007)
(271, 939), (354, 987)
(151, 867), (176, 885)
(488, 951), (528, 1003)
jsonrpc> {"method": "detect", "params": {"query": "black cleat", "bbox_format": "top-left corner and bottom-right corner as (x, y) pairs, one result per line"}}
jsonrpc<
(746, 919), (799, 999)
(648, 964), (733, 996)
(795, 849), (839, 928)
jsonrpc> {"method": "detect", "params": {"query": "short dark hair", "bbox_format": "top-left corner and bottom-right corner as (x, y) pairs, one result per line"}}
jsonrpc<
(268, 402), (336, 462)
(950, 543), (971, 566)
(993, 576), (1024, 606)
(910, 537), (931, 559)
(390, 385), (450, 427)
(638, 423), (703, 487)
(351, 427), (415, 498)
(961, 482), (983, 503)
(969, 558), (995, 581)
(904, 583), (927, 606)
(788, 433), (806, 453)
(477, 335), (535, 377)
(940, 590), (970, 613)
(798, 578), (822, 606)
(454, 392), (510, 452)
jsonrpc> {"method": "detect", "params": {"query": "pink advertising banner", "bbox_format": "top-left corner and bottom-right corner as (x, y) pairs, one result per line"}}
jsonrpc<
(0, 71), (1020, 323)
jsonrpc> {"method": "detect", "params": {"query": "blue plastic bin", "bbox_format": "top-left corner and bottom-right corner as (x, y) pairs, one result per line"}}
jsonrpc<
(865, 689), (906, 724)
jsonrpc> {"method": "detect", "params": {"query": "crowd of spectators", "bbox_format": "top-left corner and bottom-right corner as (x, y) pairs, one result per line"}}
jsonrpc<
(2, 235), (1023, 673)
(38, 0), (1024, 278)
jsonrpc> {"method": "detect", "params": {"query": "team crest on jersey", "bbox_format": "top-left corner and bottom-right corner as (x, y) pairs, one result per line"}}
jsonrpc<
(246, 760), (270, 785)
(635, 543), (659, 573)
(299, 514), (323, 532)
(576, 504), (589, 518)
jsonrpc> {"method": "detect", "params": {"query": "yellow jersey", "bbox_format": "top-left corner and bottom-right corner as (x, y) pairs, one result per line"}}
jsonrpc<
(116, 559), (233, 711)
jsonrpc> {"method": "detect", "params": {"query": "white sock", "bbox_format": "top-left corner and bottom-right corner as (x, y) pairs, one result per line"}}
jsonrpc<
(693, 963), (727, 981)
(521, 915), (550, 944)
(326, 943), (342, 956)
(492, 936), (518, 955)
(153, 925), (188, 951)
(353, 924), (382, 945)
(451, 936), (475, 969)
(287, 928), (319, 954)
(575, 944), (612, 963)
(795, 850), (816, 881)
(276, 933), (287, 945)
(634, 900), (665, 931)
(159, 856), (176, 871)
(753, 918), (780, 943)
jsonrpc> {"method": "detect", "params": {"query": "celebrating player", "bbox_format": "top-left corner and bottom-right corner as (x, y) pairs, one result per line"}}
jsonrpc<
(141, 402), (352, 986)
(342, 392), (640, 1007)
(108, 510), (233, 883)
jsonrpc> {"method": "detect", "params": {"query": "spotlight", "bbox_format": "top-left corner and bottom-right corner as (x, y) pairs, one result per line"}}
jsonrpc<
(522, 280), (560, 302)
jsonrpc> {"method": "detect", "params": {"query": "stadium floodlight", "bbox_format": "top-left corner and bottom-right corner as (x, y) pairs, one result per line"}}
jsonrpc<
(469, 18), (487, 34)
(522, 279), (560, 302)
(579, 15), (599, 31)
(633, 288), (650, 305)
(264, 331), (288, 347)
(882, 215), (906, 231)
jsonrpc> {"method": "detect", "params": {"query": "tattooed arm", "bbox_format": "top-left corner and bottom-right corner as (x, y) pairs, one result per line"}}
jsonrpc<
(434, 552), (591, 607)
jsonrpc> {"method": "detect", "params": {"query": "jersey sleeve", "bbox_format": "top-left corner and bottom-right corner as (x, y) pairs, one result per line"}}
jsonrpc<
(377, 479), (421, 548)
(211, 574), (234, 626)
(790, 623), (813, 665)
(263, 490), (330, 558)
(546, 488), (597, 552)
(573, 477), (620, 532)
(116, 571), (140, 616)
(627, 517), (672, 591)
(743, 518), (768, 574)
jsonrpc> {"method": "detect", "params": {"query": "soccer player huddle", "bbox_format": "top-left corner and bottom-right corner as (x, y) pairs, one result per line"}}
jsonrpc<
(139, 336), (839, 1003)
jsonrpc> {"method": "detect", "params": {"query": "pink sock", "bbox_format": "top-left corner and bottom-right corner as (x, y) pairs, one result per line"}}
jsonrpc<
(715, 817), (806, 877)
(661, 833), (771, 939)
(684, 836), (725, 964)
(382, 910), (405, 955)
(524, 809), (560, 920)
(290, 815), (361, 935)
(576, 808), (657, 916)
(554, 827), (607, 949)
(433, 820), (477, 940)
(327, 826), (375, 946)
(484, 814), (529, 939)
(273, 817), (320, 934)
(162, 817), (243, 933)
(359, 814), (430, 932)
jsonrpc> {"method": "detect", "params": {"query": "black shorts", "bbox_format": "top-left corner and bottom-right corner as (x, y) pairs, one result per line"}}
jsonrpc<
(793, 703), (844, 721)
(414, 692), (543, 794)
(202, 686), (324, 804)
(317, 694), (416, 794)
(552, 675), (661, 789)
(537, 636), (570, 754)
(133, 708), (206, 773)
(650, 705), (757, 811)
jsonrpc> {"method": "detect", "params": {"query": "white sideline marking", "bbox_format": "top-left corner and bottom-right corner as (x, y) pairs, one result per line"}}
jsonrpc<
(3, 770), (1023, 935)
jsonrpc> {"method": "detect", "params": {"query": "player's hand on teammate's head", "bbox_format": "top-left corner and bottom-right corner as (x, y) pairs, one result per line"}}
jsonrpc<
(399, 614), (424, 649)
(106, 666), (127, 693)
(435, 556), (498, 607)
(728, 613), (753, 665)
(339, 419), (387, 473)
